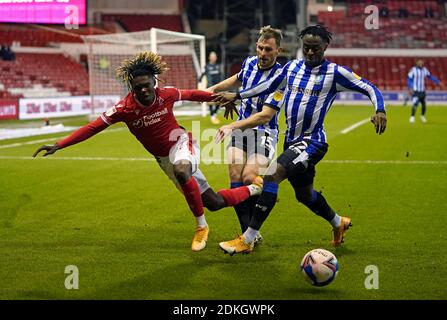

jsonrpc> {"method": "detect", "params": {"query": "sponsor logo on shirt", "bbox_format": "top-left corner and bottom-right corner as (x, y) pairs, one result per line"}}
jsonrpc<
(132, 107), (168, 128)
(290, 86), (321, 97)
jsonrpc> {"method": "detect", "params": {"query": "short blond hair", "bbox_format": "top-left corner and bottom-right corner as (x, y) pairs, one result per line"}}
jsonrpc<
(258, 25), (283, 47)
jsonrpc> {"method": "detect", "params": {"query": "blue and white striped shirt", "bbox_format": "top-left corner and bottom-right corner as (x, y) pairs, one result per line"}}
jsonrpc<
(407, 66), (440, 92)
(239, 59), (386, 144)
(236, 56), (283, 136)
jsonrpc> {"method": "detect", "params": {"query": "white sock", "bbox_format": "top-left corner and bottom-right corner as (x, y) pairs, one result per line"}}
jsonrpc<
(247, 184), (261, 196)
(330, 214), (341, 228)
(243, 227), (258, 244)
(196, 214), (207, 228)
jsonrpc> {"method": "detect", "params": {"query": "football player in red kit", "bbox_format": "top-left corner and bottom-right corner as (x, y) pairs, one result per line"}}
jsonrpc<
(33, 52), (263, 252)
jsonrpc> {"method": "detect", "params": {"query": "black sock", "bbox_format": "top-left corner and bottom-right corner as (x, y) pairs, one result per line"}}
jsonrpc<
(249, 182), (278, 231)
(234, 200), (251, 232)
(231, 182), (250, 232)
(411, 103), (417, 116)
(300, 190), (336, 222)
(248, 195), (260, 226)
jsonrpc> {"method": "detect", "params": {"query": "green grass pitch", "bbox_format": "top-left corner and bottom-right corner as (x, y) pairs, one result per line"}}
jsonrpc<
(0, 104), (446, 300)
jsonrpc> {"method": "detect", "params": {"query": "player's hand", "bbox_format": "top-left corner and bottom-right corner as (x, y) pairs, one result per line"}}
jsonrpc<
(205, 86), (215, 93)
(212, 92), (238, 108)
(32, 144), (60, 157)
(214, 124), (234, 143)
(222, 101), (239, 120)
(370, 112), (387, 135)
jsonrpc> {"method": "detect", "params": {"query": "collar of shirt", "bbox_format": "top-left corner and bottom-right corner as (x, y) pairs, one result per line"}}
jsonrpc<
(126, 89), (158, 112)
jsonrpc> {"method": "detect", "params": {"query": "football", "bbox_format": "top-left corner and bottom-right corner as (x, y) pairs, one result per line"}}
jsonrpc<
(300, 249), (339, 287)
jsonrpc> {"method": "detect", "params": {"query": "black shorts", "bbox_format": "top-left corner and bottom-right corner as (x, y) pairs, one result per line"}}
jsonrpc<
(228, 129), (277, 160)
(412, 91), (426, 104)
(277, 139), (328, 188)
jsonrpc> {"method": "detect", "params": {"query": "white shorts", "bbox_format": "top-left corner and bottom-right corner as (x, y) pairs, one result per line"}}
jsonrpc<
(155, 132), (210, 194)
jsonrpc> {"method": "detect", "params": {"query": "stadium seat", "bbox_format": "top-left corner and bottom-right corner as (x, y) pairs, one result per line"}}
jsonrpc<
(0, 53), (89, 98)
(326, 56), (447, 90)
(102, 14), (183, 32)
(318, 0), (447, 49)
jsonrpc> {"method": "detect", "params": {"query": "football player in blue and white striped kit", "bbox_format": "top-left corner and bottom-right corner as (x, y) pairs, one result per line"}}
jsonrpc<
(408, 58), (442, 123)
(215, 25), (387, 255)
(207, 26), (284, 246)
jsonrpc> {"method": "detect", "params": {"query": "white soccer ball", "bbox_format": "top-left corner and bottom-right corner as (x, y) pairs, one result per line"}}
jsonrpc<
(300, 248), (339, 287)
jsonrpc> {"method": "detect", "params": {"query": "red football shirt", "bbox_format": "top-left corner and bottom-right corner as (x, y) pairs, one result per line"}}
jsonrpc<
(57, 88), (213, 157)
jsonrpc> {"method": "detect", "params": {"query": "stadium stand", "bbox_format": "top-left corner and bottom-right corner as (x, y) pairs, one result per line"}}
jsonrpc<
(102, 14), (183, 32)
(318, 1), (447, 49)
(0, 12), (190, 101)
(316, 0), (447, 90)
(0, 25), (110, 47)
(0, 53), (89, 98)
(326, 56), (447, 90)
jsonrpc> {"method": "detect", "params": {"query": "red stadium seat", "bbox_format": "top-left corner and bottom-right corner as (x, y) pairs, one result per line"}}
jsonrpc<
(326, 56), (447, 90)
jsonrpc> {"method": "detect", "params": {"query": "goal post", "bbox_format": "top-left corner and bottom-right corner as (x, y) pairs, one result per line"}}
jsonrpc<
(81, 28), (207, 117)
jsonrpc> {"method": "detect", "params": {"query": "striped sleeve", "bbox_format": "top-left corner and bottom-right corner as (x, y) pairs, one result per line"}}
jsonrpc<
(425, 68), (441, 85)
(335, 66), (386, 112)
(239, 61), (290, 100)
(263, 89), (285, 111)
(236, 58), (248, 82)
(407, 67), (414, 79)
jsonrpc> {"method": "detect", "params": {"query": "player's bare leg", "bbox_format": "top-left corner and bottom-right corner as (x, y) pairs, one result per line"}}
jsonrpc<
(201, 179), (264, 211)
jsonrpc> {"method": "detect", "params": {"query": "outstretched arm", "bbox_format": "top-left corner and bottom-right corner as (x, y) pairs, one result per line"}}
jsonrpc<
(32, 117), (109, 157)
(212, 62), (290, 107)
(178, 89), (214, 102)
(335, 66), (387, 134)
(214, 105), (277, 143)
(177, 89), (238, 117)
(207, 74), (241, 93)
(427, 74), (441, 86)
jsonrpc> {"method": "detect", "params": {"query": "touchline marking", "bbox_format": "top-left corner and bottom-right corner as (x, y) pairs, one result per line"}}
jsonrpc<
(340, 118), (371, 134)
(0, 128), (125, 149)
(0, 156), (446, 165)
(0, 156), (154, 161)
(323, 160), (447, 165)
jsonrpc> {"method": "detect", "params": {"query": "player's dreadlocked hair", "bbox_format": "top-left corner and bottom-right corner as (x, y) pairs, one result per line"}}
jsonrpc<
(299, 25), (332, 44)
(116, 51), (168, 90)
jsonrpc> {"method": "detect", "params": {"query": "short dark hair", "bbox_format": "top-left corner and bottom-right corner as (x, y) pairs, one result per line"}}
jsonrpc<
(258, 25), (283, 47)
(299, 25), (333, 44)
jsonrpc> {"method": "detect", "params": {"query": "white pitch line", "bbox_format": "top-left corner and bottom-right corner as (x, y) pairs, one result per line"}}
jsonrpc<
(0, 127), (125, 149)
(340, 118), (371, 134)
(323, 160), (447, 165)
(0, 156), (154, 161)
(0, 155), (446, 165)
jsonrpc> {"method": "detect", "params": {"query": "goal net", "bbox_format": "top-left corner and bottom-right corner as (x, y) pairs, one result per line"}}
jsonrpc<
(81, 28), (207, 116)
